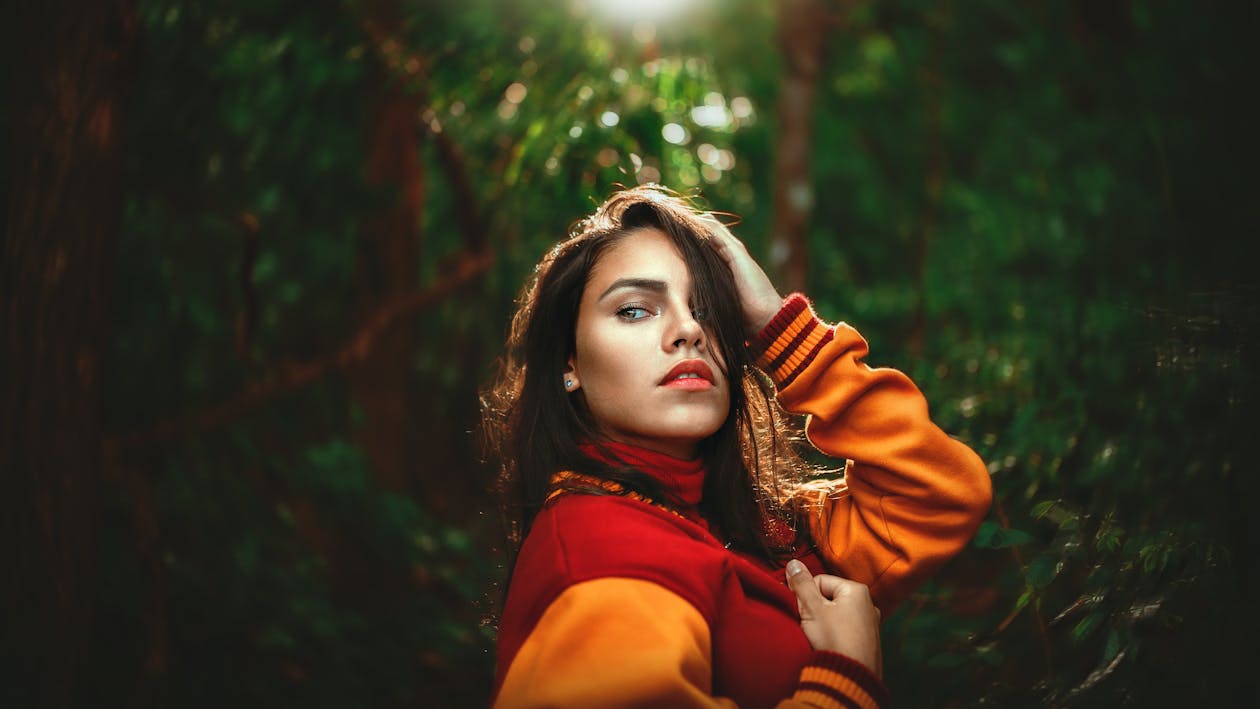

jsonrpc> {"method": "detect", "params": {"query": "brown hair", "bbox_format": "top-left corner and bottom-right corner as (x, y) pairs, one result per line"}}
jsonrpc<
(482, 186), (812, 572)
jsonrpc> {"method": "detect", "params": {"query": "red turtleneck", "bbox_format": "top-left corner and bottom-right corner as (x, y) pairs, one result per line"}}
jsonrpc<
(576, 441), (707, 518)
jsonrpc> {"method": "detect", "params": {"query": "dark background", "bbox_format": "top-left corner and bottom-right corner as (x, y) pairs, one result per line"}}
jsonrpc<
(4, 0), (1259, 706)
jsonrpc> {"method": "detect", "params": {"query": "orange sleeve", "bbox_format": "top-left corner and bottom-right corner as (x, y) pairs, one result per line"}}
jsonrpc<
(493, 577), (886, 709)
(754, 295), (993, 613)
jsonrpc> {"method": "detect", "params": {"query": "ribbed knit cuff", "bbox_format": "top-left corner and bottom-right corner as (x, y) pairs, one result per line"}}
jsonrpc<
(792, 650), (889, 709)
(749, 293), (835, 391)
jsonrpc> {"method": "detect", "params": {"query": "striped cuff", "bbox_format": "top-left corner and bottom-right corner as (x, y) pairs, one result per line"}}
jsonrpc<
(792, 650), (889, 709)
(749, 293), (835, 390)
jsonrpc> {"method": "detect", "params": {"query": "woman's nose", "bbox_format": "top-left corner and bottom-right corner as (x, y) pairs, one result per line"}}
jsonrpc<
(668, 311), (705, 350)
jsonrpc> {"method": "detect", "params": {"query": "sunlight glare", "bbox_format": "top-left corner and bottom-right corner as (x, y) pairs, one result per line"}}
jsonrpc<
(590, 0), (696, 24)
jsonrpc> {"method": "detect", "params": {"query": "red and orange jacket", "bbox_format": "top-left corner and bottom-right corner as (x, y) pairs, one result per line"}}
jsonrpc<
(493, 294), (993, 708)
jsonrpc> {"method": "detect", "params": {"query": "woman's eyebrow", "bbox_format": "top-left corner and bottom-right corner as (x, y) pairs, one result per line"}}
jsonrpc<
(597, 277), (668, 301)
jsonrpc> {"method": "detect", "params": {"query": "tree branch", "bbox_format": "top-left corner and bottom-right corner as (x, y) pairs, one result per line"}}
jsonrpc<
(103, 249), (493, 455)
(429, 123), (486, 253)
(770, 0), (839, 292)
(993, 495), (1056, 679)
(358, 17), (488, 256)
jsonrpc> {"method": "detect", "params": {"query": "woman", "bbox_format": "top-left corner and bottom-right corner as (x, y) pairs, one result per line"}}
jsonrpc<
(483, 186), (991, 708)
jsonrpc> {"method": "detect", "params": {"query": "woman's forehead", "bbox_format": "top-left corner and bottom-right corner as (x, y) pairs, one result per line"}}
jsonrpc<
(587, 228), (691, 288)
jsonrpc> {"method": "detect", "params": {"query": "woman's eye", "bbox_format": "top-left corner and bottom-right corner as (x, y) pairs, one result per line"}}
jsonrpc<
(691, 307), (709, 321)
(617, 306), (651, 320)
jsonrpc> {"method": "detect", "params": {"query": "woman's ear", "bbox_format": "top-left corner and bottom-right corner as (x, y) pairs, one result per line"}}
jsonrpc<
(563, 358), (581, 393)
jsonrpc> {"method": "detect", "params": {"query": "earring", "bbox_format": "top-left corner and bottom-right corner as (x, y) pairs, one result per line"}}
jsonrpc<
(565, 379), (573, 389)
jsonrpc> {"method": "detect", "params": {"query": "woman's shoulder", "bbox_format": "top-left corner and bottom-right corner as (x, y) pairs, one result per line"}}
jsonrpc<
(511, 494), (729, 622)
(533, 493), (723, 574)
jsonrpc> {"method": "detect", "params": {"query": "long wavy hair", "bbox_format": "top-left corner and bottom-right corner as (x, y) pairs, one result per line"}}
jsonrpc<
(482, 186), (813, 574)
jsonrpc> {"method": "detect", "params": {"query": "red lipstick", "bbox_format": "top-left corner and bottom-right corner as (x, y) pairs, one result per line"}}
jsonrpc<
(660, 359), (715, 390)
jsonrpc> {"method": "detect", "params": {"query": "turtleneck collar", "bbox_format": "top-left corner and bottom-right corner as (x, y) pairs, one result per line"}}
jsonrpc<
(578, 441), (706, 508)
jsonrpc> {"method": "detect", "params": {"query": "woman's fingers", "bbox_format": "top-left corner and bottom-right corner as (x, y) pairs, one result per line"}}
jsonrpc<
(814, 573), (846, 599)
(699, 214), (783, 335)
(785, 559), (823, 617)
(785, 562), (883, 678)
(813, 574), (881, 619)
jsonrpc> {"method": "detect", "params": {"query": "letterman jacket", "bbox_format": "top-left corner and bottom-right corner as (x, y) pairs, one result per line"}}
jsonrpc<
(492, 293), (992, 708)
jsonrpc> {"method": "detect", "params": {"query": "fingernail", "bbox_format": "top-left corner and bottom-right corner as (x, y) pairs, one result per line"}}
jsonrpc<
(786, 559), (806, 577)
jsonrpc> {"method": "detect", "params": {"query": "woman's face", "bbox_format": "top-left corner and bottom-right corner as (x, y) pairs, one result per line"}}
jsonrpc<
(568, 227), (731, 459)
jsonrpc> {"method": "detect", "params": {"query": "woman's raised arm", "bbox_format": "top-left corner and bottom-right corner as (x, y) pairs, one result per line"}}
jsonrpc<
(753, 298), (992, 612)
(707, 218), (992, 613)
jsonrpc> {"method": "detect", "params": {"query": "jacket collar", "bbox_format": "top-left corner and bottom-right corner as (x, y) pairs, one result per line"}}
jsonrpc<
(578, 441), (706, 508)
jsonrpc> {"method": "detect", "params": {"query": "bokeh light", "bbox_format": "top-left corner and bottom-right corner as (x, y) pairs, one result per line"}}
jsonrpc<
(589, 0), (700, 24)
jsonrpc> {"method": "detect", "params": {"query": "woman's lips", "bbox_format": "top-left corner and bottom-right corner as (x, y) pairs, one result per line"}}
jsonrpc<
(660, 360), (715, 390)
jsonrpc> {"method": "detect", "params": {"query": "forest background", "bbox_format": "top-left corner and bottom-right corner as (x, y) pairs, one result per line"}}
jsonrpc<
(4, 0), (1258, 707)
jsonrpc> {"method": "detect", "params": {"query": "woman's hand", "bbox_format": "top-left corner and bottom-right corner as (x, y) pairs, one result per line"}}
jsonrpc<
(785, 559), (883, 678)
(701, 215), (783, 336)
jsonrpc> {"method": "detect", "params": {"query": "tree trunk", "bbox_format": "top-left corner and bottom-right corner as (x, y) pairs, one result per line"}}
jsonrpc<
(770, 0), (831, 293)
(1, 1), (132, 706)
(349, 0), (425, 495)
(908, 6), (948, 356)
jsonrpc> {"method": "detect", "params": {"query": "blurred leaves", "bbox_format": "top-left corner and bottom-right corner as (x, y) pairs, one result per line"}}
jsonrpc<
(973, 520), (1033, 549)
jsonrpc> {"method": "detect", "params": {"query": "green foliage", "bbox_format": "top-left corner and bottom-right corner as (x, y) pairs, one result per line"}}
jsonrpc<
(93, 0), (1257, 706)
